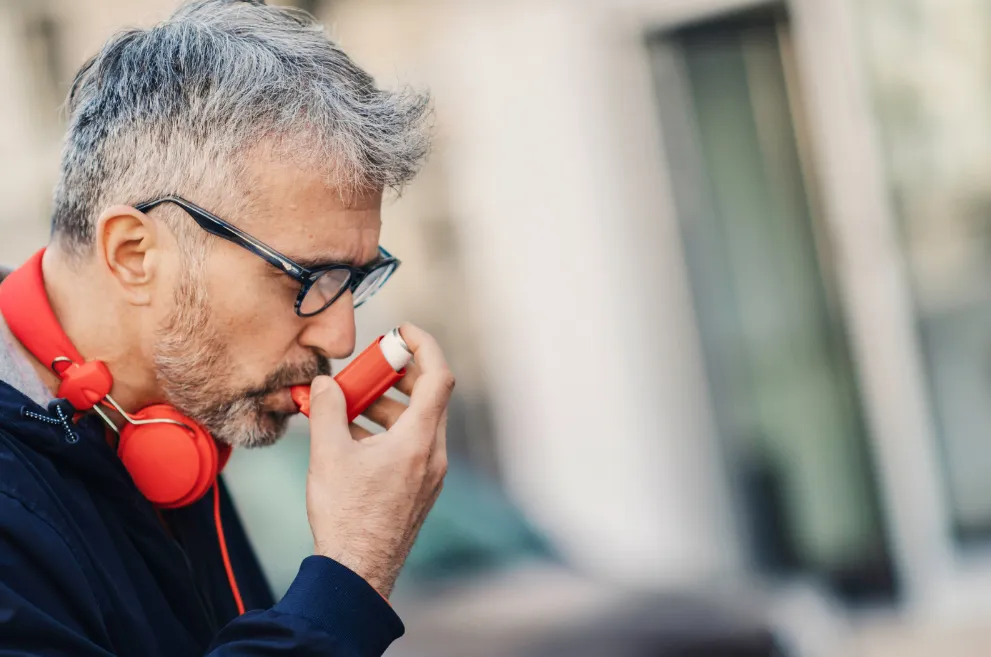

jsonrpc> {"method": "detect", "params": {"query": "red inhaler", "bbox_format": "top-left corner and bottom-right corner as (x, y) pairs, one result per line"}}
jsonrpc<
(290, 327), (412, 422)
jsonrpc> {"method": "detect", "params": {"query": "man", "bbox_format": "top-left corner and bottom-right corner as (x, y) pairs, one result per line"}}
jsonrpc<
(0, 0), (452, 655)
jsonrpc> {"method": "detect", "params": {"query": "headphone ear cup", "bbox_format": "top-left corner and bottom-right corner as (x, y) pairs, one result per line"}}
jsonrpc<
(117, 405), (219, 509)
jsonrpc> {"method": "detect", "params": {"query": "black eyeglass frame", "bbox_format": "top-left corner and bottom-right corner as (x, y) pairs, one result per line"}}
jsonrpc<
(135, 195), (400, 317)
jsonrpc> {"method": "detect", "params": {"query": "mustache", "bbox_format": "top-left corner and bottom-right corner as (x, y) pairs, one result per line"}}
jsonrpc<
(245, 356), (331, 399)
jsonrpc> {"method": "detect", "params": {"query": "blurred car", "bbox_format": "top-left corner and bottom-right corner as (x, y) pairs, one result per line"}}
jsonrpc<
(387, 457), (787, 657)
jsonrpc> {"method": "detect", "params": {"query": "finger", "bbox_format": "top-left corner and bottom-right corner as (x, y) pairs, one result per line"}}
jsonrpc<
(306, 376), (352, 453)
(349, 423), (374, 441)
(393, 360), (422, 397)
(398, 323), (450, 376)
(398, 371), (456, 433)
(396, 324), (455, 428)
(362, 395), (407, 430)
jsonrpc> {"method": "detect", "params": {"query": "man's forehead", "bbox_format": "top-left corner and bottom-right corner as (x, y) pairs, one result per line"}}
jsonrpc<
(260, 209), (383, 269)
(206, 150), (383, 267)
(239, 156), (384, 217)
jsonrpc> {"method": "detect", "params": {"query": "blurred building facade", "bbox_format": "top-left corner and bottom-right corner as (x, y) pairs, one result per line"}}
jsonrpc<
(5, 0), (991, 648)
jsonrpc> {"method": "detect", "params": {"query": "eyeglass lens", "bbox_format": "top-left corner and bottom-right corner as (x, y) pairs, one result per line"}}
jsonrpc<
(353, 262), (396, 307)
(299, 261), (397, 315)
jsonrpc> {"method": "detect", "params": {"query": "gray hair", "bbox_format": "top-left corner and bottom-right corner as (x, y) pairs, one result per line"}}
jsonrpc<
(51, 0), (431, 256)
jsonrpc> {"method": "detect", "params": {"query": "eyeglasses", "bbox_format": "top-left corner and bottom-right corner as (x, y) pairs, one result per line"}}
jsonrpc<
(134, 195), (400, 317)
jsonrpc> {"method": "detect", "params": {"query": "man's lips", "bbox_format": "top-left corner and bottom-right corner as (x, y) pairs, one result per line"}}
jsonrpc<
(261, 387), (306, 415)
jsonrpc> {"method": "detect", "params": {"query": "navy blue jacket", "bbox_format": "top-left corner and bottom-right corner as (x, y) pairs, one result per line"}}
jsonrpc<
(0, 381), (404, 655)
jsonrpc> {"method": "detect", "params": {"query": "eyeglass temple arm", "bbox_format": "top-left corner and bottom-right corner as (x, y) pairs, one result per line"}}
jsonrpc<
(136, 197), (397, 276)
(135, 197), (308, 279)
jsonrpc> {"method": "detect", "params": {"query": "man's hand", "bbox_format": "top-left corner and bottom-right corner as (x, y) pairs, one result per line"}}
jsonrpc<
(304, 323), (453, 598)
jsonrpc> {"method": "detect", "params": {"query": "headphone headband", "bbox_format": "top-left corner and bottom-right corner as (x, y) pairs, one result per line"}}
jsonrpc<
(0, 249), (115, 410)
(0, 249), (85, 367)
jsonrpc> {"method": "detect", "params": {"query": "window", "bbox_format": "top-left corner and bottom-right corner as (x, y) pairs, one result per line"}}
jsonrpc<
(859, 0), (991, 543)
(649, 6), (896, 601)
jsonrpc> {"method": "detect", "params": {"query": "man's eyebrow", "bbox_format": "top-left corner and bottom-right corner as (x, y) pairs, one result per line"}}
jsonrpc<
(286, 252), (382, 270)
(287, 255), (352, 270)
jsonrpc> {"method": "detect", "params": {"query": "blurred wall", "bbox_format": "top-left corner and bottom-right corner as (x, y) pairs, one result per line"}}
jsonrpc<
(324, 0), (744, 588)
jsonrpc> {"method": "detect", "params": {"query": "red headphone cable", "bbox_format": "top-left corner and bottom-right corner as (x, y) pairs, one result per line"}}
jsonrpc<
(213, 482), (245, 616)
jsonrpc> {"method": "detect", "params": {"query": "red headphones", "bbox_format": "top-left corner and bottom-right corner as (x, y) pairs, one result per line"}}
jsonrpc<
(0, 249), (230, 509)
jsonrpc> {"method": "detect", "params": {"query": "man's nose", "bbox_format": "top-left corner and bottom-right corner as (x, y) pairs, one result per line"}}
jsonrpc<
(297, 293), (357, 360)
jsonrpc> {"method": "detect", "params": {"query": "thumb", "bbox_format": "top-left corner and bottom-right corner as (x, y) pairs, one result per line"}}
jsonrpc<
(307, 376), (351, 450)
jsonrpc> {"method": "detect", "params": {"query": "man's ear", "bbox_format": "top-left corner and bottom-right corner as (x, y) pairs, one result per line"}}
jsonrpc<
(95, 205), (166, 307)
